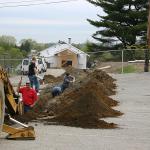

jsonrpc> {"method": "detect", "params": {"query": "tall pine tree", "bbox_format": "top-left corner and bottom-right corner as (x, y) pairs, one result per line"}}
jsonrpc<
(87, 0), (148, 49)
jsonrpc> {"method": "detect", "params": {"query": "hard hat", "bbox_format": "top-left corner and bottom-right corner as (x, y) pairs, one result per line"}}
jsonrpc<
(26, 79), (30, 84)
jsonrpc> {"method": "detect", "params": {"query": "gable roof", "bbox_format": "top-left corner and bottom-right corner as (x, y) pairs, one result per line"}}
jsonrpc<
(39, 43), (89, 57)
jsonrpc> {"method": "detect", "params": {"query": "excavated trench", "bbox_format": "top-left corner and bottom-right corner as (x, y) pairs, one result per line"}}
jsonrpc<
(14, 68), (123, 129)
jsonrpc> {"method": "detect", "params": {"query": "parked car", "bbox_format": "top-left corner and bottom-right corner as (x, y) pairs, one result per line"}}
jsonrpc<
(38, 58), (47, 72)
(21, 58), (30, 75)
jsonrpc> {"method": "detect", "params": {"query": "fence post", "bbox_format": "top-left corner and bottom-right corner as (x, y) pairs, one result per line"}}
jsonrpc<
(144, 49), (149, 72)
(121, 50), (124, 74)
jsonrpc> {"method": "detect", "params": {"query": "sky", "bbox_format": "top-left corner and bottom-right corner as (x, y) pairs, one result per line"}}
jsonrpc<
(0, 0), (103, 44)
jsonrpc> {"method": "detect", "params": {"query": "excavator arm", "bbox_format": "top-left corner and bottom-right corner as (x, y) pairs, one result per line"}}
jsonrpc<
(0, 77), (5, 133)
(0, 67), (35, 140)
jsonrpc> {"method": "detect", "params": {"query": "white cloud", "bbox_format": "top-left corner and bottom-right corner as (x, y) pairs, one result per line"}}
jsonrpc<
(0, 0), (102, 43)
(0, 17), (87, 26)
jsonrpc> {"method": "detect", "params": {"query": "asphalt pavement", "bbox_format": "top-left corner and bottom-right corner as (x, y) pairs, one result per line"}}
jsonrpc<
(1, 72), (150, 150)
(9, 68), (65, 87)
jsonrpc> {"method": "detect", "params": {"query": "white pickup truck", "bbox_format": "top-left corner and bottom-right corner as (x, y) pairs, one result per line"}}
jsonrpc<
(21, 58), (47, 75)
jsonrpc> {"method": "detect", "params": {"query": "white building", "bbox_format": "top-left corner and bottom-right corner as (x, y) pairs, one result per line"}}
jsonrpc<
(39, 43), (89, 69)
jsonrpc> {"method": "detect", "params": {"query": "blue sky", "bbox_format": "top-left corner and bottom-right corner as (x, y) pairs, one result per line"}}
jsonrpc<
(0, 0), (103, 43)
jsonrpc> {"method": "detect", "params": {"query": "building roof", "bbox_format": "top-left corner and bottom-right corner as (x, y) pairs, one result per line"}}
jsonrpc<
(39, 43), (88, 58)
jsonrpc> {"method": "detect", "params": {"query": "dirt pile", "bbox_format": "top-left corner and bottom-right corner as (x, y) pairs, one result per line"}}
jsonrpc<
(15, 69), (123, 129)
(64, 66), (89, 78)
(44, 74), (63, 84)
(44, 66), (88, 84)
(87, 69), (117, 95)
(43, 77), (122, 128)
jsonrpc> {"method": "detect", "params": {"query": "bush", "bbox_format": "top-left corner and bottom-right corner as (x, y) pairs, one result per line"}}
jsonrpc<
(100, 52), (114, 61)
(117, 65), (138, 73)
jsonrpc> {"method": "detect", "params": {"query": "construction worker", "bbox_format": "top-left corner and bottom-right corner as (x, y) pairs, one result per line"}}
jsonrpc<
(17, 77), (38, 113)
(51, 73), (75, 97)
(51, 85), (62, 97)
(62, 73), (75, 91)
(28, 57), (40, 94)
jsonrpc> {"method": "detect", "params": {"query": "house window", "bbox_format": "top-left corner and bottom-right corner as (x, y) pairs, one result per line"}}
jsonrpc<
(67, 60), (72, 66)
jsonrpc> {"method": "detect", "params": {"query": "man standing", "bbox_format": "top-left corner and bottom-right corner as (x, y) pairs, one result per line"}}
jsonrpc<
(17, 77), (37, 113)
(28, 57), (39, 93)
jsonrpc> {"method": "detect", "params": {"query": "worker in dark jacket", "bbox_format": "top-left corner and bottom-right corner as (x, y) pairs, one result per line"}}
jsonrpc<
(28, 57), (39, 93)
(51, 73), (75, 97)
(51, 85), (62, 97)
(62, 73), (75, 91)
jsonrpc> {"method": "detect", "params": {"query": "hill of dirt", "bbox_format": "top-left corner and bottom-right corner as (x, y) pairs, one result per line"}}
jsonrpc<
(14, 68), (123, 129)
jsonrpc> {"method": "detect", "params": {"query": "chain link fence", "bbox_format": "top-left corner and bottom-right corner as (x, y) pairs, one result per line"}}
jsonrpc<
(0, 49), (149, 75)
(87, 49), (149, 73)
(0, 58), (22, 75)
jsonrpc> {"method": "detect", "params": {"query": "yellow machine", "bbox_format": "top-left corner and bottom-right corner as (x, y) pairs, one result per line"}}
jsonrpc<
(0, 67), (35, 140)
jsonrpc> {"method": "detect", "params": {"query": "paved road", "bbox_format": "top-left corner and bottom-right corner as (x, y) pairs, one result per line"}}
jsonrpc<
(9, 68), (65, 87)
(1, 73), (150, 150)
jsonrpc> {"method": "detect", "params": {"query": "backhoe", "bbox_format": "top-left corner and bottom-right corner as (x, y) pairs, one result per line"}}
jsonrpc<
(0, 67), (35, 140)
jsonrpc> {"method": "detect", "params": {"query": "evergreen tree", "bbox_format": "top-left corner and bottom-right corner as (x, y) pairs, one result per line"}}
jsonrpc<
(87, 0), (148, 49)
(20, 40), (32, 53)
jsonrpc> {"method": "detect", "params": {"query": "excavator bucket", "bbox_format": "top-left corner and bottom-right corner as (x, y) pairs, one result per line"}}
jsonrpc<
(3, 124), (36, 140)
(2, 115), (36, 140)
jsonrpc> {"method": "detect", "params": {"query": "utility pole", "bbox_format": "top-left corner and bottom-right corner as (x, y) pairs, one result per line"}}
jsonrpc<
(145, 0), (150, 72)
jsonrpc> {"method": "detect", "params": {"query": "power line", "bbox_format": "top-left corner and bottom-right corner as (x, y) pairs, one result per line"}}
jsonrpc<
(0, 0), (53, 5)
(0, 0), (79, 8)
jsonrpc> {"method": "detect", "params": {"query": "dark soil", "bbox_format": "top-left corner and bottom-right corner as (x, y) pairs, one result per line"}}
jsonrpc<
(15, 68), (123, 129)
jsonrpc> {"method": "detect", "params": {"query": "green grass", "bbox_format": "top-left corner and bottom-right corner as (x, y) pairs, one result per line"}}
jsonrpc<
(117, 65), (138, 73)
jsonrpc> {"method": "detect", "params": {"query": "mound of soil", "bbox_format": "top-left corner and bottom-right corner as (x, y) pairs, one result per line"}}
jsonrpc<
(44, 66), (88, 84)
(44, 74), (63, 84)
(42, 77), (122, 128)
(87, 69), (117, 95)
(15, 69), (123, 129)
